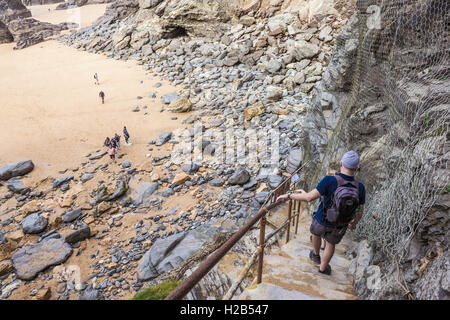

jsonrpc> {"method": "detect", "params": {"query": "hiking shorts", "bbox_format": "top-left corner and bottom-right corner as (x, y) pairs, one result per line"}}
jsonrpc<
(310, 217), (348, 245)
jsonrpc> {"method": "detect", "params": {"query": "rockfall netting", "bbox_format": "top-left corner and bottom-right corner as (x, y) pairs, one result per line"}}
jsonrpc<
(347, 0), (449, 262)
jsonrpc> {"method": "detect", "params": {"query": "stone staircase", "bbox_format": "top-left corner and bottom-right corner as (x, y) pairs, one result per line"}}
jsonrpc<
(238, 205), (358, 300)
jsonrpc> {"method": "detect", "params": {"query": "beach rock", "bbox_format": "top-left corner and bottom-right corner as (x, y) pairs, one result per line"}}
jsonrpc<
(289, 41), (320, 61)
(63, 223), (90, 244)
(266, 59), (282, 74)
(122, 161), (131, 168)
(243, 101), (265, 121)
(88, 151), (106, 160)
(19, 199), (41, 216)
(80, 173), (94, 183)
(137, 232), (186, 281)
(0, 160), (34, 181)
(104, 177), (129, 202)
(11, 238), (72, 280)
(133, 182), (159, 205)
(209, 177), (224, 187)
(156, 132), (172, 145)
(22, 213), (48, 234)
(79, 288), (99, 300)
(53, 176), (74, 188)
(162, 93), (180, 105)
(7, 178), (28, 194)
(255, 191), (270, 204)
(268, 174), (283, 189)
(168, 98), (192, 113)
(228, 166), (250, 185)
(181, 163), (200, 175)
(172, 172), (191, 186)
(266, 86), (283, 101)
(62, 208), (82, 223)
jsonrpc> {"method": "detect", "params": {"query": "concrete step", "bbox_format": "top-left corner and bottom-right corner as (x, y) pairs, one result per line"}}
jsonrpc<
(237, 282), (325, 300)
(263, 254), (353, 285)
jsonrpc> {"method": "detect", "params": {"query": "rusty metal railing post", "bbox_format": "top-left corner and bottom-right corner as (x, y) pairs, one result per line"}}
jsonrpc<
(295, 201), (300, 235)
(286, 199), (292, 243)
(257, 215), (266, 284)
(292, 200), (299, 226)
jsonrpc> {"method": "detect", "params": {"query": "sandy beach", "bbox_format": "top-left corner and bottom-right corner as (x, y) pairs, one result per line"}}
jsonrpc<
(0, 7), (190, 184)
(28, 3), (109, 28)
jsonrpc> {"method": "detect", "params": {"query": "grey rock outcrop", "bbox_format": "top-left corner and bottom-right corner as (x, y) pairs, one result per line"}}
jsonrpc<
(0, 21), (12, 43)
(11, 238), (72, 280)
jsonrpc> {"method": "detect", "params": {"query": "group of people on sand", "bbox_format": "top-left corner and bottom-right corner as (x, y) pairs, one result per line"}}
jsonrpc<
(104, 127), (131, 162)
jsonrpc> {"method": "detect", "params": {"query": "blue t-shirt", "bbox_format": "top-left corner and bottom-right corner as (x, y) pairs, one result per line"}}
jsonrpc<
(314, 173), (365, 228)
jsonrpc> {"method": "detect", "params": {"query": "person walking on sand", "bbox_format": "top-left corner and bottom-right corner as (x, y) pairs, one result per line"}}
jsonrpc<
(94, 73), (99, 85)
(107, 144), (117, 162)
(113, 133), (121, 149)
(104, 137), (111, 148)
(99, 91), (105, 104)
(123, 126), (131, 145)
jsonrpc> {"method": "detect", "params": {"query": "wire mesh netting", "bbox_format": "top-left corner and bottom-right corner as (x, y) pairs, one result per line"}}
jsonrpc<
(344, 0), (450, 262)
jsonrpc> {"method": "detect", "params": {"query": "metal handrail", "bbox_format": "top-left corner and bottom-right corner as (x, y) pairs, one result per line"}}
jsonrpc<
(164, 164), (307, 300)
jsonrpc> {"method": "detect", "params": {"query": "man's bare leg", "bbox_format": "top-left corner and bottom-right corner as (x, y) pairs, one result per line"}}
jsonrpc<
(312, 234), (321, 255)
(320, 240), (335, 271)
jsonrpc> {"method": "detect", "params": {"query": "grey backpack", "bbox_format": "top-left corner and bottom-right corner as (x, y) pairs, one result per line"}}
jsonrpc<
(324, 175), (360, 227)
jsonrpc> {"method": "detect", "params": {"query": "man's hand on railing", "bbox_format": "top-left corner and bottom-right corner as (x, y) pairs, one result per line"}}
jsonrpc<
(276, 194), (290, 202)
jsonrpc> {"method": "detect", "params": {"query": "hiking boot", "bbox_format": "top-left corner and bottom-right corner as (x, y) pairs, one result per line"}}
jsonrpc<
(309, 250), (321, 264)
(319, 264), (332, 275)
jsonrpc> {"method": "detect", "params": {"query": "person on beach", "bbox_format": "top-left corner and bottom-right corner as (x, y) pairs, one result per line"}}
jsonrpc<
(99, 91), (105, 104)
(104, 137), (111, 148)
(107, 145), (116, 162)
(113, 133), (121, 149)
(277, 151), (366, 276)
(123, 126), (130, 145)
(94, 73), (99, 85)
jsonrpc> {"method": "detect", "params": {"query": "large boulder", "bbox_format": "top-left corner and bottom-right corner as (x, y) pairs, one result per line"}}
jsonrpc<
(0, 160), (34, 181)
(137, 232), (186, 281)
(11, 238), (72, 280)
(228, 166), (250, 185)
(132, 182), (159, 205)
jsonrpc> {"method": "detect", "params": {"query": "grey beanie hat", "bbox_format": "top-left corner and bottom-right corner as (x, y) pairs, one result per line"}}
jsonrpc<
(341, 150), (360, 169)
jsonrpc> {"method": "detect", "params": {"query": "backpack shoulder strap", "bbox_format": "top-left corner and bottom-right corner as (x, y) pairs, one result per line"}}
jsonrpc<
(335, 174), (360, 191)
(334, 174), (345, 187)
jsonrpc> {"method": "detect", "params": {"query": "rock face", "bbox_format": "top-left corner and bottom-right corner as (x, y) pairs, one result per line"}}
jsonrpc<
(11, 238), (73, 280)
(0, 160), (34, 181)
(301, 1), (450, 300)
(22, 213), (48, 234)
(0, 20), (12, 43)
(0, 0), (32, 24)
